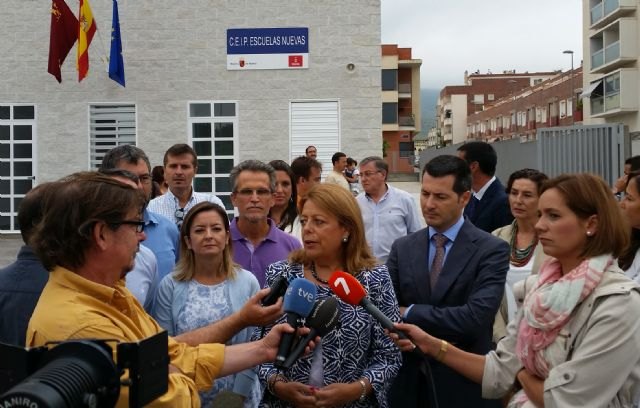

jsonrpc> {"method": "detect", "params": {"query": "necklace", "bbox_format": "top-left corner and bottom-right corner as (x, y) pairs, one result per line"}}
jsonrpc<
(509, 221), (538, 267)
(309, 262), (329, 284)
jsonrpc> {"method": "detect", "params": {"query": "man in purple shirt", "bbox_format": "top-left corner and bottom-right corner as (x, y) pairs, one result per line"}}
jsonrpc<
(229, 160), (302, 286)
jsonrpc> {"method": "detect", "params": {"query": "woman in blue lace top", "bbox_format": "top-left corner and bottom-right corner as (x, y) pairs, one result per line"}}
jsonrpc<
(255, 183), (401, 408)
(154, 202), (262, 407)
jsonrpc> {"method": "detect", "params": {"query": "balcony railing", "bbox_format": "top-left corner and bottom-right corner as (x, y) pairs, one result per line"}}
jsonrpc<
(398, 115), (415, 126)
(591, 0), (619, 25)
(591, 41), (621, 70)
(591, 92), (621, 114)
(398, 83), (412, 94)
(592, 48), (605, 69)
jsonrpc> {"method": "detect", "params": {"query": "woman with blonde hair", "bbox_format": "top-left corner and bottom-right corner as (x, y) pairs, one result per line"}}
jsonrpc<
(256, 183), (401, 408)
(154, 201), (264, 407)
(391, 173), (640, 407)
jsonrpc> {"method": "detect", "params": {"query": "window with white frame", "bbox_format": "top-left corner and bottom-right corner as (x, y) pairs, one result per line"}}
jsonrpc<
(488, 94), (495, 101)
(567, 98), (573, 116)
(188, 101), (238, 213)
(473, 94), (485, 104)
(559, 100), (567, 118)
(0, 104), (36, 233)
(89, 104), (136, 169)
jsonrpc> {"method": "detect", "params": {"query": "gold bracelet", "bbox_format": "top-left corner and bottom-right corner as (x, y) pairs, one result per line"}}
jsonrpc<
(435, 340), (448, 362)
(357, 378), (367, 403)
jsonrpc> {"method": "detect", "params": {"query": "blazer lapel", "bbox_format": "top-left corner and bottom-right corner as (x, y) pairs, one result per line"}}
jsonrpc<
(431, 221), (478, 304)
(410, 231), (432, 302)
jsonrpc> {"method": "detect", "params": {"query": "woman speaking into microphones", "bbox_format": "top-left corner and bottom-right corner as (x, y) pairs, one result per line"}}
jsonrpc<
(254, 184), (401, 407)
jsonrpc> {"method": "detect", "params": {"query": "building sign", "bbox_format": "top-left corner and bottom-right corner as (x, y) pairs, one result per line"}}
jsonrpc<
(227, 27), (309, 70)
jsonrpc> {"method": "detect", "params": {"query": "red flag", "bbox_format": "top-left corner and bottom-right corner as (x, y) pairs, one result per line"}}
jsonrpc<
(77, 0), (97, 81)
(47, 0), (78, 83)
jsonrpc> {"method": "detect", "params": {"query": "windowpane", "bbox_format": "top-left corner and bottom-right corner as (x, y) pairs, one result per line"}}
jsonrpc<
(215, 177), (231, 192)
(0, 180), (8, 192)
(14, 125), (32, 140)
(194, 176), (212, 192)
(214, 103), (236, 117)
(189, 103), (211, 117)
(215, 159), (234, 174)
(0, 106), (9, 120)
(192, 123), (212, 139)
(382, 103), (398, 124)
(13, 162), (32, 176)
(219, 195), (233, 211)
(198, 159), (212, 174)
(14, 144), (32, 159)
(214, 140), (234, 155)
(14, 106), (35, 120)
(0, 198), (9, 212)
(214, 123), (233, 138)
(14, 179), (32, 194)
(0, 144), (9, 159)
(193, 141), (212, 156)
(13, 197), (23, 211)
(0, 125), (9, 140)
(0, 162), (8, 177)
(381, 70), (398, 91)
(0, 216), (10, 230)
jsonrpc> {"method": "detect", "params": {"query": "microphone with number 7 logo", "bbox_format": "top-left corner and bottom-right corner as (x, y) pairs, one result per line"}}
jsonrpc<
(328, 270), (424, 355)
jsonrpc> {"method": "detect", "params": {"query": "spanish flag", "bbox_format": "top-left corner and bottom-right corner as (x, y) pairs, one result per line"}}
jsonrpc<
(77, 0), (96, 82)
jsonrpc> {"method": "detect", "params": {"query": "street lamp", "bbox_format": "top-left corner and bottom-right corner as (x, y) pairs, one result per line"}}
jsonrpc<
(563, 50), (574, 125)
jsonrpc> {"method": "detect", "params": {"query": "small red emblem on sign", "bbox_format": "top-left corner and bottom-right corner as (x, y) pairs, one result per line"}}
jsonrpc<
(289, 55), (303, 67)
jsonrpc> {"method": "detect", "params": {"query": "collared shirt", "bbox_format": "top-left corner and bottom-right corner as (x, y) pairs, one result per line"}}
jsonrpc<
(27, 266), (224, 407)
(0, 245), (48, 346)
(324, 170), (350, 191)
(473, 175), (497, 200)
(147, 188), (224, 225)
(427, 215), (465, 268)
(404, 216), (465, 319)
(230, 218), (302, 287)
(357, 184), (422, 262)
(142, 209), (180, 281)
(125, 245), (159, 313)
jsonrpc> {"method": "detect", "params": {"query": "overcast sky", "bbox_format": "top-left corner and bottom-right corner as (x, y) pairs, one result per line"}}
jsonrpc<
(381, 0), (584, 89)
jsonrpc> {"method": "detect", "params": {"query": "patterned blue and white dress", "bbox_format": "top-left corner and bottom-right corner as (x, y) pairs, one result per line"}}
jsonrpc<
(254, 261), (402, 408)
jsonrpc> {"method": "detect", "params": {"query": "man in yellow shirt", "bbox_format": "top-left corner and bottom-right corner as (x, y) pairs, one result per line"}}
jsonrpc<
(26, 172), (295, 407)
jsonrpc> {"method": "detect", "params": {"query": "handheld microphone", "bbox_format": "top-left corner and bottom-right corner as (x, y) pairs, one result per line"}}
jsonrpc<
(274, 278), (317, 368)
(262, 275), (289, 306)
(281, 297), (340, 369)
(328, 271), (420, 348)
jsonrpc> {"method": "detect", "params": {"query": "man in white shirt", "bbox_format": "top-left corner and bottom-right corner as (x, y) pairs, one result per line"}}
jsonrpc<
(356, 156), (421, 262)
(324, 151), (350, 191)
(147, 143), (224, 227)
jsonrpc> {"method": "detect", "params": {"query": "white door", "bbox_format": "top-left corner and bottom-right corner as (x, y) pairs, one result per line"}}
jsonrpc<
(290, 100), (340, 180)
(0, 104), (36, 234)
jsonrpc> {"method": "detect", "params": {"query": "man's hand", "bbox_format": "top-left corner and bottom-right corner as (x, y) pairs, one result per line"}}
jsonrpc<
(238, 287), (284, 327)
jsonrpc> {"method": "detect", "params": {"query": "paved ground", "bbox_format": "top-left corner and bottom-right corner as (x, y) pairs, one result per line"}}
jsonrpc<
(0, 180), (424, 268)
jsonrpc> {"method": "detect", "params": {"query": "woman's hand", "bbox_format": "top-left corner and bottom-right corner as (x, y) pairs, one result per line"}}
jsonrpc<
(273, 381), (316, 408)
(388, 322), (438, 355)
(313, 382), (363, 407)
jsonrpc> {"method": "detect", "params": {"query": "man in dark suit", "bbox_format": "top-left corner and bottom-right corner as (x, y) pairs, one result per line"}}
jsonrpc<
(457, 141), (513, 233)
(387, 155), (509, 408)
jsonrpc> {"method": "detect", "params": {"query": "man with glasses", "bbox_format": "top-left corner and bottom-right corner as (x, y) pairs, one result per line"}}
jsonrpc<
(100, 145), (180, 283)
(356, 156), (422, 262)
(148, 144), (224, 228)
(229, 160), (302, 286)
(26, 171), (299, 406)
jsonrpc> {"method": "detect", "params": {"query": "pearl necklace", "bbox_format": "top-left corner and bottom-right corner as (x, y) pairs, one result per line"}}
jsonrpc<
(309, 262), (329, 284)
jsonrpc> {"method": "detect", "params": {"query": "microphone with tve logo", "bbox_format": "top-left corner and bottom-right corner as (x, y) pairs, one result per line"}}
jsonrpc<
(328, 271), (423, 353)
(281, 296), (340, 370)
(274, 278), (317, 368)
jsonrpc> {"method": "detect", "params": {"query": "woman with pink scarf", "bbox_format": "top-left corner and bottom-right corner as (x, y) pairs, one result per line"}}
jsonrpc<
(390, 173), (640, 407)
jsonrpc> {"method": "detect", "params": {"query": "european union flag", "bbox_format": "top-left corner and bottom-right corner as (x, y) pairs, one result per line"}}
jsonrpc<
(108, 0), (125, 86)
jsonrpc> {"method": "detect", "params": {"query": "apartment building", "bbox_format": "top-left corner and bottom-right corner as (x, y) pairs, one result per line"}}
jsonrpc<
(433, 71), (557, 146)
(582, 0), (640, 147)
(381, 44), (422, 174)
(466, 68), (583, 141)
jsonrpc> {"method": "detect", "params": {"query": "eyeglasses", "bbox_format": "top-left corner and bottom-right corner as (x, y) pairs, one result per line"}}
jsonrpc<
(360, 171), (381, 178)
(139, 174), (152, 185)
(175, 208), (185, 228)
(111, 220), (146, 233)
(236, 188), (273, 197)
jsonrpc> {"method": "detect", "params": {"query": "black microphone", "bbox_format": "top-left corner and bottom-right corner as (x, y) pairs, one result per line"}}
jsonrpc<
(274, 278), (317, 368)
(281, 297), (340, 369)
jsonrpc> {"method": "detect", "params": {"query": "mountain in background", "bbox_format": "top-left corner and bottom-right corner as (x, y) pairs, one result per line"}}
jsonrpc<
(420, 88), (440, 135)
